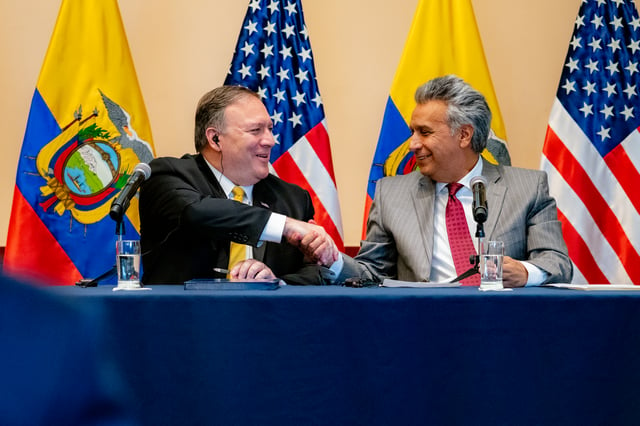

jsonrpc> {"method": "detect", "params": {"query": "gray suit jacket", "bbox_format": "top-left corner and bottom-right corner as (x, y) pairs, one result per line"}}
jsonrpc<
(339, 159), (572, 284)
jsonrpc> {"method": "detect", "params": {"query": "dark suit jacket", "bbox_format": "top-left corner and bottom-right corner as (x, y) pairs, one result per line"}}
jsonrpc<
(139, 154), (329, 285)
(338, 159), (573, 284)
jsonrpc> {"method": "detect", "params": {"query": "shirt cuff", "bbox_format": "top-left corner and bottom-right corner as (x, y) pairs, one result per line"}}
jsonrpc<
(260, 213), (286, 243)
(522, 261), (549, 286)
(328, 253), (344, 278)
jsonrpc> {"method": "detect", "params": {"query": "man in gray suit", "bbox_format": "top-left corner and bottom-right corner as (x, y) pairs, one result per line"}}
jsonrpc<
(308, 75), (572, 287)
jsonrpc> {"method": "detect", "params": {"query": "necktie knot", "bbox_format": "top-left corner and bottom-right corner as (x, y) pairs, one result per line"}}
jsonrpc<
(447, 182), (463, 197)
(231, 186), (245, 202)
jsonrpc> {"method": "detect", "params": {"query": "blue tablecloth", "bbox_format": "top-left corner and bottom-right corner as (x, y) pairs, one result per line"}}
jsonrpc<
(49, 285), (640, 425)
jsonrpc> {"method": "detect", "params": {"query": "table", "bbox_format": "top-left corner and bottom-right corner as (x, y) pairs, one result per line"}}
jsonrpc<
(49, 285), (640, 425)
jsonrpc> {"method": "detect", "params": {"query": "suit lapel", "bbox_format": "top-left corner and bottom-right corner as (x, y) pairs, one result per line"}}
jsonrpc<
(195, 154), (226, 198)
(412, 174), (436, 275)
(192, 155), (232, 265)
(482, 159), (505, 239)
(253, 179), (277, 211)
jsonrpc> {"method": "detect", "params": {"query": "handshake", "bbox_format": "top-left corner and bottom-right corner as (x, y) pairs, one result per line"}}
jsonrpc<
(227, 217), (340, 280)
(283, 217), (340, 267)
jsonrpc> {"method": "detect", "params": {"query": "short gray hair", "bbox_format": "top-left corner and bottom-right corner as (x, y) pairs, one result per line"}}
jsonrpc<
(194, 85), (260, 152)
(414, 75), (491, 153)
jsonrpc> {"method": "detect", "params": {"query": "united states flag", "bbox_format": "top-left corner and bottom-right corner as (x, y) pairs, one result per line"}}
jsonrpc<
(541, 0), (640, 284)
(225, 0), (344, 251)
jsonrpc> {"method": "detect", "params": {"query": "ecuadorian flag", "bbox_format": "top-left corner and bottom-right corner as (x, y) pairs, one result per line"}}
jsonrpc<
(4, 0), (154, 285)
(363, 0), (510, 234)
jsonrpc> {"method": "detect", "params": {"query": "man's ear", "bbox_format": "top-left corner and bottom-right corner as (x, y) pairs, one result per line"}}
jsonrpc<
(458, 124), (474, 148)
(206, 128), (221, 151)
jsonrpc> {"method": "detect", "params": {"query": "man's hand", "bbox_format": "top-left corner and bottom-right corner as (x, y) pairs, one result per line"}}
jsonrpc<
(502, 256), (528, 288)
(299, 231), (340, 267)
(283, 218), (339, 266)
(230, 259), (276, 280)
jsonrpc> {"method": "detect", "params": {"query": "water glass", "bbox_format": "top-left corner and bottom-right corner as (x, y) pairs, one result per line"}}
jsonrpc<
(116, 240), (141, 288)
(480, 240), (504, 290)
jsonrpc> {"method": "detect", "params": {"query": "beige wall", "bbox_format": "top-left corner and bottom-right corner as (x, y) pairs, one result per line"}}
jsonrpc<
(0, 0), (633, 247)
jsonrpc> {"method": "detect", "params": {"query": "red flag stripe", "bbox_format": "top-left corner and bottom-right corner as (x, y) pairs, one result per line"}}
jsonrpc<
(547, 100), (639, 225)
(543, 127), (640, 282)
(547, 101), (640, 246)
(603, 132), (640, 213)
(273, 152), (344, 251)
(361, 195), (373, 240)
(286, 128), (343, 238)
(543, 155), (631, 282)
(4, 187), (82, 285)
(304, 121), (337, 185)
(556, 209), (609, 284)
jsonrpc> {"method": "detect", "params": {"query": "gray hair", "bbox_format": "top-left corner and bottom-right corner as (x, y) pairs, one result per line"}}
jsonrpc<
(194, 85), (260, 152)
(414, 75), (492, 153)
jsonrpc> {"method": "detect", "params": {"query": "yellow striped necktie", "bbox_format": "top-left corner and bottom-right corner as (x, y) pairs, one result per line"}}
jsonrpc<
(227, 186), (247, 277)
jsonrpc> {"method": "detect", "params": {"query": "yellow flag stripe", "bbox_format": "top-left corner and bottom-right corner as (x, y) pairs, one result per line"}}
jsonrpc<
(389, 0), (506, 140)
(37, 0), (153, 146)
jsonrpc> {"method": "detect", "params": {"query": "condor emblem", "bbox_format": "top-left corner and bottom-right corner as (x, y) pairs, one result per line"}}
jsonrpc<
(36, 91), (153, 224)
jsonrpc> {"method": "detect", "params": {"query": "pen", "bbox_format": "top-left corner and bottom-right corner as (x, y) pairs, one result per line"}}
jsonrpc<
(213, 267), (229, 275)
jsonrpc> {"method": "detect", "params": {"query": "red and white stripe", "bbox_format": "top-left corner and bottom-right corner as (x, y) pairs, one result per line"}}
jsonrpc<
(541, 98), (640, 284)
(271, 120), (344, 251)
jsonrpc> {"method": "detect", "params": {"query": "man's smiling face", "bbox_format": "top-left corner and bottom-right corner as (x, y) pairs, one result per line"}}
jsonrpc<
(216, 95), (275, 186)
(409, 99), (473, 183)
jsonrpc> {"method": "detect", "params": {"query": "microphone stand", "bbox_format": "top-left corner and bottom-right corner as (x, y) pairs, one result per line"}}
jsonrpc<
(74, 212), (123, 288)
(474, 220), (485, 272)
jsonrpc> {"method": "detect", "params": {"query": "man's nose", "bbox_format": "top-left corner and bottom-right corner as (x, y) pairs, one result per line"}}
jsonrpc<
(262, 129), (276, 146)
(408, 134), (422, 151)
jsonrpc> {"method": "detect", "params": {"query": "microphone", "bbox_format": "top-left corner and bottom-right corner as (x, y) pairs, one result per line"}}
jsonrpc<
(109, 163), (151, 222)
(470, 175), (488, 224)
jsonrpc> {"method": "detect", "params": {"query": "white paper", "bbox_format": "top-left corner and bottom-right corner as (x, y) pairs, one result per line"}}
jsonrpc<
(381, 279), (461, 288)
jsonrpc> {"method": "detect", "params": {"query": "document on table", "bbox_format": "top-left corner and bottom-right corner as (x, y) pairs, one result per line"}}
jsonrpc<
(184, 278), (282, 290)
(381, 279), (461, 288)
(544, 284), (640, 291)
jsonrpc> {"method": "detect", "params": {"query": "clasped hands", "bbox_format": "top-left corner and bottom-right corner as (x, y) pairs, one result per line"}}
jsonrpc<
(229, 218), (339, 280)
(284, 218), (339, 267)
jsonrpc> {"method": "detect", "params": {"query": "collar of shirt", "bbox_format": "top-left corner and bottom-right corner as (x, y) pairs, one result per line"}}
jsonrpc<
(434, 157), (484, 195)
(204, 159), (254, 205)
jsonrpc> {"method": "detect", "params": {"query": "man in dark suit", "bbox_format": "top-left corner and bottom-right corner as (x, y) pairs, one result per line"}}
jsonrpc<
(139, 86), (338, 285)
(304, 75), (572, 287)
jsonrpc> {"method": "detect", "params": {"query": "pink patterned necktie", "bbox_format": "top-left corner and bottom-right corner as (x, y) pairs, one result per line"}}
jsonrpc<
(445, 183), (480, 286)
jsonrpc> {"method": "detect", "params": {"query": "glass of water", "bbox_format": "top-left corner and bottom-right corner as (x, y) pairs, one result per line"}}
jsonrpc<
(116, 240), (141, 288)
(480, 240), (504, 290)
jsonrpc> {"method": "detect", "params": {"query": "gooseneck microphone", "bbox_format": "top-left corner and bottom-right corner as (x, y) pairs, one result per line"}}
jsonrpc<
(109, 163), (151, 222)
(470, 175), (488, 224)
